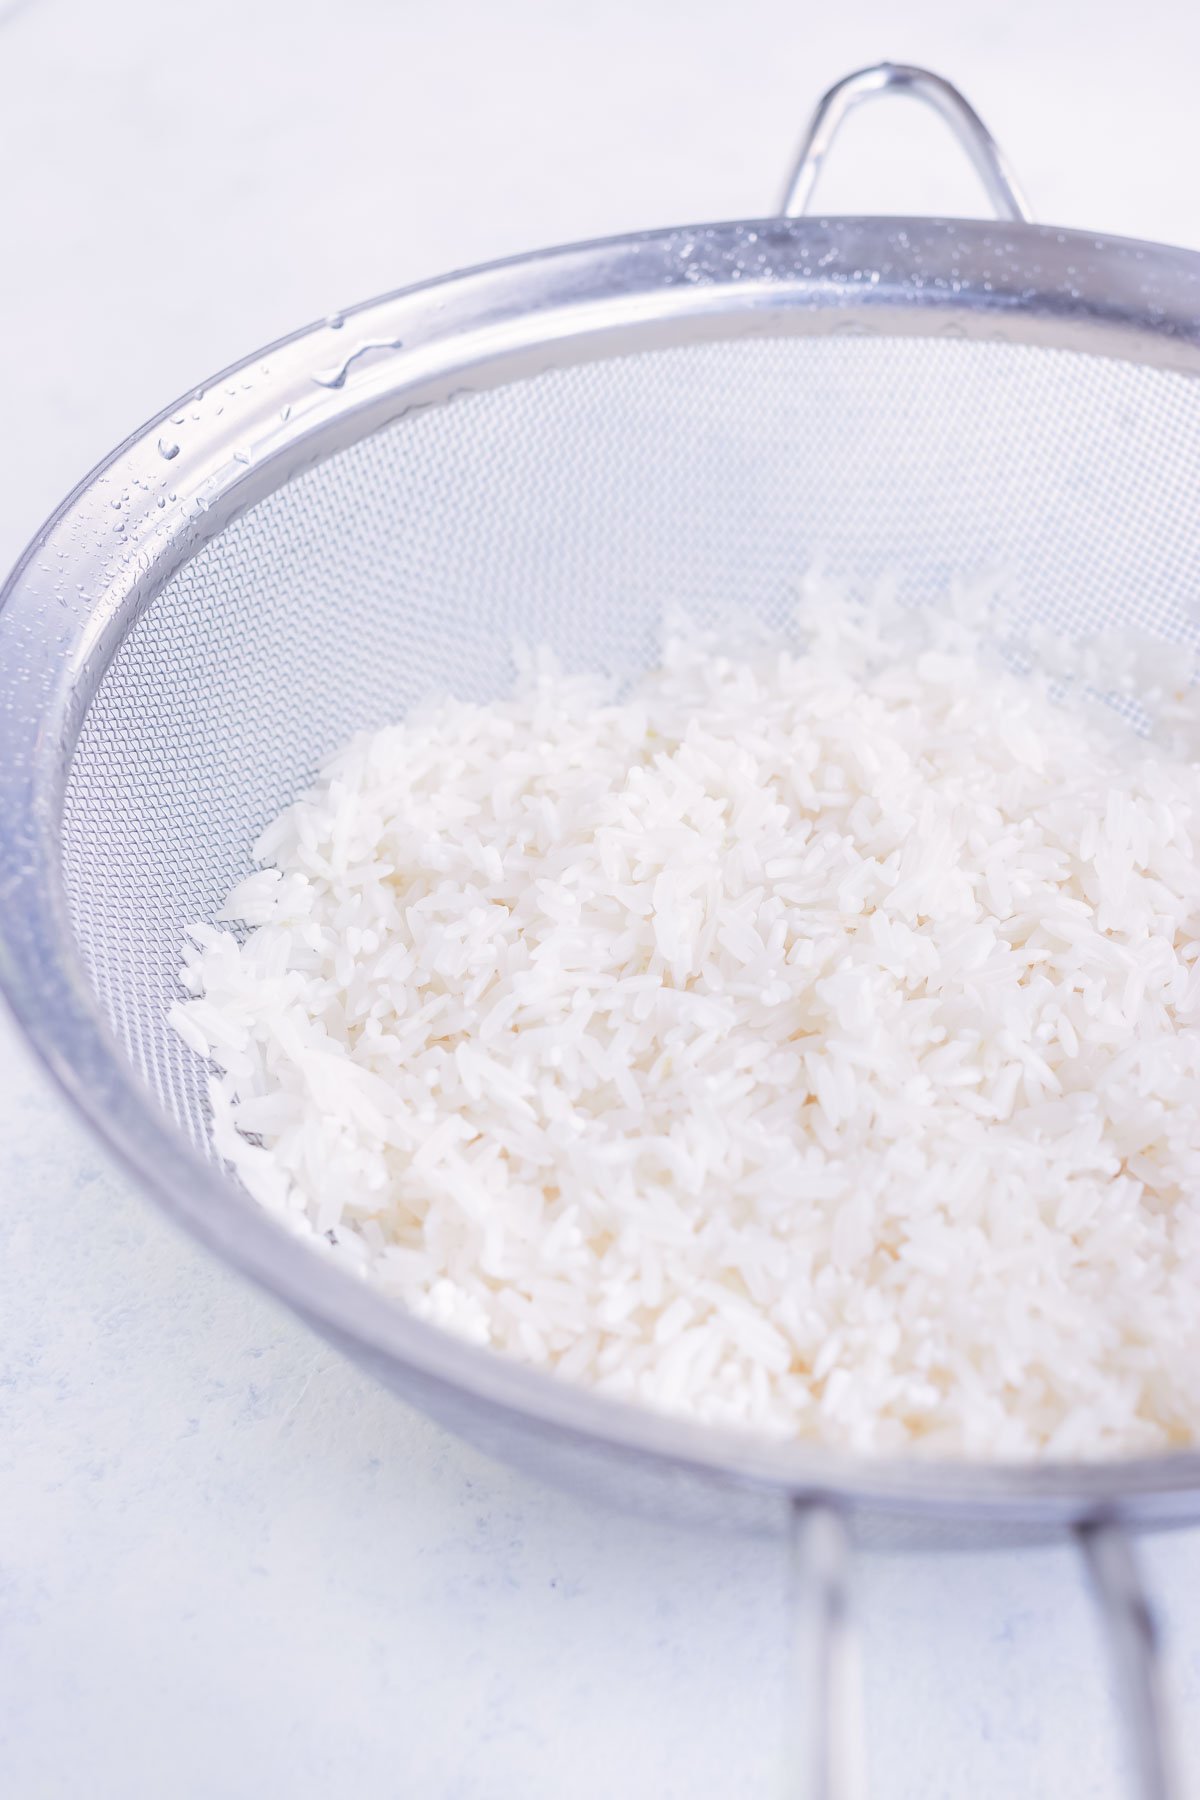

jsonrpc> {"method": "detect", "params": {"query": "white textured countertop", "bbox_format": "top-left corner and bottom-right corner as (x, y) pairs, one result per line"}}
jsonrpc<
(3, 2), (1200, 1794)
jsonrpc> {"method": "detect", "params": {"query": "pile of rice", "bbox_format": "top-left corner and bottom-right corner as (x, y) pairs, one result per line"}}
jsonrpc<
(172, 591), (1200, 1458)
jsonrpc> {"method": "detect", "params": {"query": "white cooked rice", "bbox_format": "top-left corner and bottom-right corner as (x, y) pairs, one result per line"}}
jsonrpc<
(172, 588), (1200, 1459)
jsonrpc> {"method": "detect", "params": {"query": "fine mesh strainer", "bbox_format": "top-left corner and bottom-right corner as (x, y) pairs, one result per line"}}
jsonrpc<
(2, 62), (1198, 1798)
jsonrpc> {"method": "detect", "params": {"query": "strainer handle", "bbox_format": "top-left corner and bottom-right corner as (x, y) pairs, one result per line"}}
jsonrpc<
(786, 1502), (865, 1800)
(1079, 1520), (1180, 1800)
(786, 1505), (1179, 1799)
(778, 62), (1032, 223)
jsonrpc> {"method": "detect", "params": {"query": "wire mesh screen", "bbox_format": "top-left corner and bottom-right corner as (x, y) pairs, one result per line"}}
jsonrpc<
(60, 332), (1200, 1155)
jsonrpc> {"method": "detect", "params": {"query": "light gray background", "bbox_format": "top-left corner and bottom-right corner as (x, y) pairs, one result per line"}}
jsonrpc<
(3, 2), (1200, 1795)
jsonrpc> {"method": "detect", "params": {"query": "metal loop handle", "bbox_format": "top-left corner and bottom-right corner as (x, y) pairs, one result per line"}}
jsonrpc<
(1079, 1521), (1180, 1800)
(786, 1502), (865, 1800)
(778, 62), (1032, 223)
(785, 1505), (1179, 1799)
